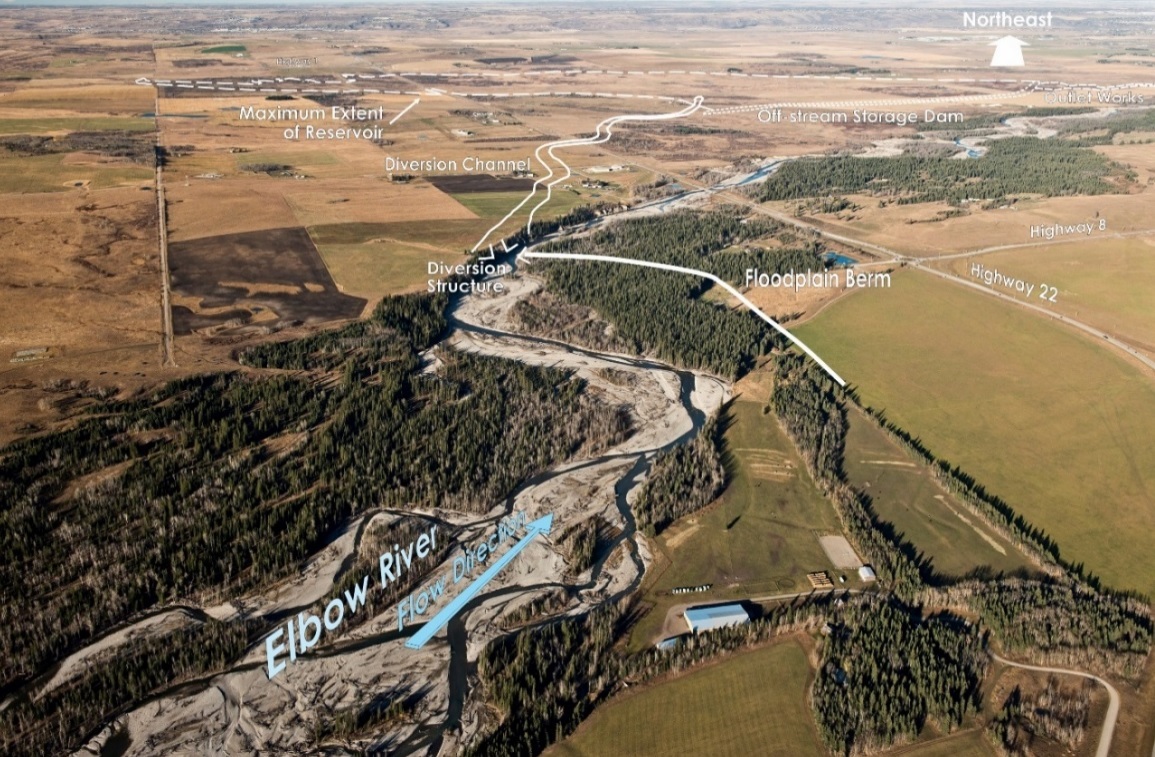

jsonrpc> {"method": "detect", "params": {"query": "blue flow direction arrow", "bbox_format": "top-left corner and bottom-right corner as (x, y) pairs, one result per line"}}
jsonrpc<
(405, 513), (554, 649)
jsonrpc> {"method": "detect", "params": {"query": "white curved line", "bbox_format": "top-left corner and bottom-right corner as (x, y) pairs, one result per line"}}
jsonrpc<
(470, 97), (704, 253)
(521, 250), (847, 387)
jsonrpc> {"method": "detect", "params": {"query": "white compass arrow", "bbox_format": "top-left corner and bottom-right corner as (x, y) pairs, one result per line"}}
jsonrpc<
(990, 36), (1028, 67)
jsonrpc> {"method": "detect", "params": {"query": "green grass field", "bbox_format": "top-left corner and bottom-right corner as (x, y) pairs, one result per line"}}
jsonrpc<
(551, 640), (824, 757)
(0, 153), (152, 193)
(451, 189), (585, 219)
(654, 399), (842, 593)
(201, 44), (246, 54)
(943, 238), (1155, 356)
(0, 117), (154, 135)
(894, 729), (1000, 757)
(843, 408), (1035, 580)
(315, 241), (431, 300)
(796, 268), (1155, 597)
(630, 397), (844, 648)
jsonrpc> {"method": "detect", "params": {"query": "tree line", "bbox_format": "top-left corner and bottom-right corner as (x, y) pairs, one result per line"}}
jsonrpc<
(466, 593), (841, 757)
(813, 598), (987, 756)
(528, 209), (827, 378)
(770, 353), (1152, 681)
(756, 137), (1126, 205)
(632, 411), (728, 536)
(0, 291), (631, 751)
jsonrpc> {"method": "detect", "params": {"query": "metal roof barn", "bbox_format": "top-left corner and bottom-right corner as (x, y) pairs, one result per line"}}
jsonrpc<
(684, 604), (750, 634)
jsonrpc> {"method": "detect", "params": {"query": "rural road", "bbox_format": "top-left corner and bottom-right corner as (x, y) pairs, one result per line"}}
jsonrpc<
(153, 92), (176, 368)
(734, 205), (1155, 378)
(991, 653), (1119, 757)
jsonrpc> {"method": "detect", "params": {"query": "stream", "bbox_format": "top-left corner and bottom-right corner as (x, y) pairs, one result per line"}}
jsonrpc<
(394, 259), (714, 756)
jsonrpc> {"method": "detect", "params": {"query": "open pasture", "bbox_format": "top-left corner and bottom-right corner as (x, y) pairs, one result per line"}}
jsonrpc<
(550, 639), (823, 757)
(796, 268), (1155, 597)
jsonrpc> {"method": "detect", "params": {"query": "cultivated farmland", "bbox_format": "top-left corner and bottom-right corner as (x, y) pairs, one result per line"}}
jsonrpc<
(796, 268), (1155, 597)
(551, 639), (824, 757)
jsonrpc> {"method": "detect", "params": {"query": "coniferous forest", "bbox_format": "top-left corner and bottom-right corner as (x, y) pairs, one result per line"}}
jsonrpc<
(755, 137), (1127, 205)
(632, 412), (727, 536)
(0, 292), (629, 755)
(529, 210), (825, 378)
(812, 600), (987, 755)
(4, 202), (1153, 756)
(471, 207), (1153, 757)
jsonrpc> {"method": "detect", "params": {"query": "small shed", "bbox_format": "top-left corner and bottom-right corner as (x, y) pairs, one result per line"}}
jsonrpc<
(858, 565), (877, 583)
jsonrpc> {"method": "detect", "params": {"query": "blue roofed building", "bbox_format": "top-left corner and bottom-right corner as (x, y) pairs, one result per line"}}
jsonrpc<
(684, 604), (750, 634)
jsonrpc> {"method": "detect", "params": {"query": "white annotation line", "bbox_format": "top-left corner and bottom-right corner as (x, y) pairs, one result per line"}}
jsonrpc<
(521, 250), (847, 387)
(388, 97), (420, 125)
(470, 97), (705, 258)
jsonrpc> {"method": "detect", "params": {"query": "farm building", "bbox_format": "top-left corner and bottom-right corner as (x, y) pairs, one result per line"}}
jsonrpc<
(858, 565), (877, 583)
(684, 604), (750, 634)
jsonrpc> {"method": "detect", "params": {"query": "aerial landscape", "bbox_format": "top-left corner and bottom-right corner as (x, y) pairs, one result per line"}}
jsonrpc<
(1, 1), (1154, 755)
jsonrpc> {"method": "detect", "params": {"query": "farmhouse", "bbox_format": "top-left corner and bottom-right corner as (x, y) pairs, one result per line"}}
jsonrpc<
(684, 604), (750, 634)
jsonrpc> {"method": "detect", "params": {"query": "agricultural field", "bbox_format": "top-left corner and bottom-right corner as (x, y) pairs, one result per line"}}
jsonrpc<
(937, 236), (1155, 359)
(890, 730), (1000, 757)
(0, 152), (151, 194)
(630, 389), (846, 649)
(0, 84), (153, 115)
(796, 268), (1155, 597)
(767, 192), (1155, 258)
(550, 639), (824, 757)
(843, 408), (1036, 580)
(0, 117), (154, 135)
(168, 227), (367, 335)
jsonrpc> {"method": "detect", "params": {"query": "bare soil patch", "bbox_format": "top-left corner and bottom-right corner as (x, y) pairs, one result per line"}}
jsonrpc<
(168, 227), (366, 335)
(426, 173), (536, 193)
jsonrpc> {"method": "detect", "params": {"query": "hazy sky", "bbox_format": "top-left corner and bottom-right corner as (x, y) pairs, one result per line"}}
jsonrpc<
(6, 0), (1152, 6)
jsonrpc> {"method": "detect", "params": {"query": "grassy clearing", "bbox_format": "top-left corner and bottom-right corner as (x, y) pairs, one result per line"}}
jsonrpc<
(201, 45), (246, 54)
(653, 398), (841, 594)
(314, 241), (431, 300)
(941, 237), (1155, 356)
(629, 395), (844, 649)
(795, 268), (1155, 597)
(0, 153), (151, 193)
(551, 639), (823, 757)
(309, 219), (482, 249)
(0, 117), (154, 135)
(843, 408), (1034, 580)
(451, 189), (586, 219)
(893, 730), (1000, 757)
